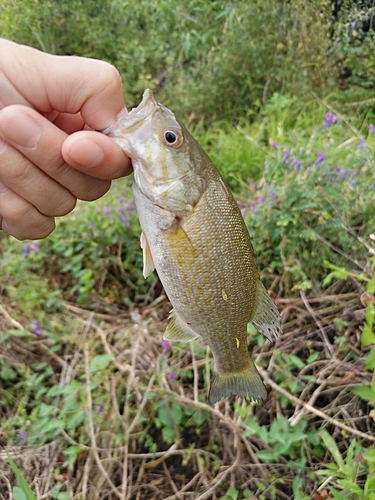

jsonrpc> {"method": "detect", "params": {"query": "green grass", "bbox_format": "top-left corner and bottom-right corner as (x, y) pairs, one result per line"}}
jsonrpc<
(0, 97), (374, 499)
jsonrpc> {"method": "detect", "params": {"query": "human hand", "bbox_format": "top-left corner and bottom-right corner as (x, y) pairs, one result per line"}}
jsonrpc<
(0, 38), (131, 240)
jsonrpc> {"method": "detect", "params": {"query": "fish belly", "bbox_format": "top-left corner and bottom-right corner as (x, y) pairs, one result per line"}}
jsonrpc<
(132, 179), (258, 375)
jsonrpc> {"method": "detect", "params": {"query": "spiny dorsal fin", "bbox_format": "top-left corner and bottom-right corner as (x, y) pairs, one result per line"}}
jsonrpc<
(140, 232), (155, 278)
(164, 309), (200, 342)
(250, 280), (282, 342)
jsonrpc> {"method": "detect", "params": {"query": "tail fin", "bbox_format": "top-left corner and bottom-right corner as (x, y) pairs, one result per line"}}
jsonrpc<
(208, 359), (267, 406)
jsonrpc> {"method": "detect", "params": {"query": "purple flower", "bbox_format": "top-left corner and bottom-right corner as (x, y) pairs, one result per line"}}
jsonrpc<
(368, 124), (375, 136)
(161, 339), (171, 349)
(241, 208), (246, 219)
(267, 183), (278, 200)
(22, 244), (29, 257)
(269, 140), (278, 149)
(334, 165), (339, 172)
(358, 138), (365, 150)
(120, 214), (130, 224)
(168, 372), (176, 380)
(30, 241), (40, 253)
(291, 156), (301, 171)
(19, 430), (27, 445)
(316, 150), (325, 165)
(103, 205), (111, 218)
(282, 147), (290, 165)
(250, 200), (257, 213)
(124, 202), (133, 212)
(31, 319), (42, 335)
(257, 195), (266, 204)
(96, 407), (103, 415)
(88, 222), (95, 230)
(339, 168), (349, 180)
(323, 112), (339, 129)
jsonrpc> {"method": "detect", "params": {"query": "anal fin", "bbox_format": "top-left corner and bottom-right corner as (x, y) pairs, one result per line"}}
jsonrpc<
(250, 280), (282, 342)
(140, 232), (155, 278)
(164, 309), (200, 342)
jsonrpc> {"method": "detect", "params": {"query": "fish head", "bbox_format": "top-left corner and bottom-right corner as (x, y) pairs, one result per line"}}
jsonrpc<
(103, 89), (205, 211)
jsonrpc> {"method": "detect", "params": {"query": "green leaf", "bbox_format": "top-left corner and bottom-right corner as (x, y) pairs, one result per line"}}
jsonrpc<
(327, 486), (346, 500)
(89, 354), (114, 374)
(351, 385), (373, 403)
(318, 429), (344, 469)
(6, 452), (37, 500)
(13, 488), (27, 500)
(362, 303), (375, 347)
(256, 450), (278, 462)
(365, 472), (375, 493)
(366, 348), (375, 370)
(337, 479), (364, 496)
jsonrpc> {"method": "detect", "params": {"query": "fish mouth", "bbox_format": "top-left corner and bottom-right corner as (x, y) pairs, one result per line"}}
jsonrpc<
(102, 89), (157, 138)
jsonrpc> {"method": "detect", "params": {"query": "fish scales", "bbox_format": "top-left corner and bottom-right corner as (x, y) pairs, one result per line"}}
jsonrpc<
(104, 89), (282, 405)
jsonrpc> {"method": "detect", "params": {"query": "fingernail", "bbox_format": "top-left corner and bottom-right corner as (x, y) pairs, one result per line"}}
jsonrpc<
(3, 114), (41, 149)
(69, 139), (104, 168)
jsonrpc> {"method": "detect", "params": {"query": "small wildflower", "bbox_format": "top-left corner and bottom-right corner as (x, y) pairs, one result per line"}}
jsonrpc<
(241, 208), (246, 219)
(257, 195), (266, 204)
(88, 222), (95, 230)
(250, 200), (257, 213)
(31, 319), (42, 335)
(291, 156), (301, 171)
(124, 202), (134, 211)
(339, 168), (349, 180)
(371, 183), (375, 189)
(19, 430), (27, 445)
(103, 205), (111, 218)
(316, 150), (325, 165)
(267, 183), (278, 200)
(22, 243), (29, 256)
(30, 241), (40, 253)
(334, 165), (339, 172)
(120, 214), (130, 224)
(358, 138), (365, 150)
(168, 372), (176, 380)
(282, 147), (290, 165)
(269, 140), (278, 149)
(368, 124), (375, 136)
(161, 339), (171, 349)
(97, 407), (103, 415)
(322, 112), (339, 129)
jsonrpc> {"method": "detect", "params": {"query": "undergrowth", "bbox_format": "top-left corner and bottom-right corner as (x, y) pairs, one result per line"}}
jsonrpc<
(0, 97), (374, 499)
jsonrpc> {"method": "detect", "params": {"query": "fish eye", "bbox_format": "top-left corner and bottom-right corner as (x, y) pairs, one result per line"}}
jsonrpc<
(163, 130), (183, 147)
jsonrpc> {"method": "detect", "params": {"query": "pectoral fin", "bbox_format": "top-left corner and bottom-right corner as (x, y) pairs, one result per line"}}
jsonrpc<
(140, 232), (155, 278)
(164, 309), (200, 342)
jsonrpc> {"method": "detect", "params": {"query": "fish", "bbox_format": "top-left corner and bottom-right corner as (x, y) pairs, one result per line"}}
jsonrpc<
(103, 89), (282, 405)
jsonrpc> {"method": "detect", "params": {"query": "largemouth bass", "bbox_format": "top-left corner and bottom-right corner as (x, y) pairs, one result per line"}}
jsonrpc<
(104, 89), (282, 405)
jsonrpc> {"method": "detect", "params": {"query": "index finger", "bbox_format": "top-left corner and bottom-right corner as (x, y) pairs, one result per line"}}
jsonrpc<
(0, 38), (126, 129)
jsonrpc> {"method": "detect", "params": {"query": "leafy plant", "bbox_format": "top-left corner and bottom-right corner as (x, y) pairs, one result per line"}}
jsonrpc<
(5, 451), (37, 500)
